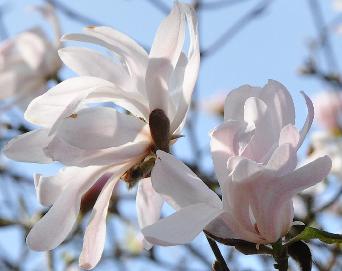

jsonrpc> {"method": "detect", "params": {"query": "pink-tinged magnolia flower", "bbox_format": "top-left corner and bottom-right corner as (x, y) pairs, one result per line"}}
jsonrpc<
(4, 3), (199, 269)
(0, 4), (61, 110)
(142, 80), (331, 246)
(313, 91), (342, 133)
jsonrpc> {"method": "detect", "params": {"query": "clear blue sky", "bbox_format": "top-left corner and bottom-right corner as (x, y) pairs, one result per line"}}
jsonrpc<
(1, 0), (341, 270)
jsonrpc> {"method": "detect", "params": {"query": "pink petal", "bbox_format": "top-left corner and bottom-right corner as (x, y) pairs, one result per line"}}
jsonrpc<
(210, 121), (245, 185)
(152, 151), (222, 210)
(142, 203), (222, 246)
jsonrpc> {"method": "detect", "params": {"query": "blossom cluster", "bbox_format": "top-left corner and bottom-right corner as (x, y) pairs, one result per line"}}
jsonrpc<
(2, 2), (333, 270)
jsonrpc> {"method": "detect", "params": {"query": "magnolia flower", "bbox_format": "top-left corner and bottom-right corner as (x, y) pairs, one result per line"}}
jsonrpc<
(142, 80), (331, 246)
(308, 131), (342, 179)
(200, 91), (226, 117)
(4, 3), (199, 269)
(0, 4), (61, 111)
(313, 91), (342, 133)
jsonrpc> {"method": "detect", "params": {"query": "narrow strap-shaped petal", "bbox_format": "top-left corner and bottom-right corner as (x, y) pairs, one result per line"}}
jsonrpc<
(297, 91), (314, 149)
(136, 178), (164, 250)
(26, 165), (111, 251)
(142, 203), (222, 246)
(276, 155), (331, 199)
(3, 128), (53, 163)
(79, 164), (129, 270)
(170, 3), (200, 133)
(152, 151), (222, 210)
(145, 2), (185, 114)
(25, 76), (149, 127)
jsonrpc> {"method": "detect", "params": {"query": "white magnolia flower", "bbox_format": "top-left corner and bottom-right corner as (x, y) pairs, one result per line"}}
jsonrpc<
(0, 4), (61, 110)
(309, 131), (342, 179)
(142, 81), (331, 246)
(4, 2), (199, 269)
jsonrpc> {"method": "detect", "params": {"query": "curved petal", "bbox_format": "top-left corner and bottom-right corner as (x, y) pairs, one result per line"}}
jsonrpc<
(15, 29), (48, 70)
(55, 107), (148, 150)
(3, 129), (53, 163)
(224, 84), (259, 121)
(79, 165), (129, 270)
(170, 4), (200, 133)
(146, 2), (185, 114)
(136, 178), (164, 250)
(33, 167), (77, 206)
(25, 76), (149, 127)
(266, 144), (297, 177)
(210, 121), (245, 185)
(58, 47), (133, 92)
(62, 26), (148, 96)
(259, 80), (295, 129)
(249, 156), (331, 243)
(298, 91), (314, 149)
(152, 151), (221, 210)
(142, 203), (222, 246)
(26, 165), (112, 251)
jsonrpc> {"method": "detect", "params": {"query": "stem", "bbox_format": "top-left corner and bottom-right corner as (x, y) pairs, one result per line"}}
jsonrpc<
(206, 235), (230, 271)
(272, 239), (288, 271)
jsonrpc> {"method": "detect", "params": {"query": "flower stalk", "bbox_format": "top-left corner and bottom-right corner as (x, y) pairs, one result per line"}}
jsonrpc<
(272, 239), (288, 271)
(206, 235), (230, 271)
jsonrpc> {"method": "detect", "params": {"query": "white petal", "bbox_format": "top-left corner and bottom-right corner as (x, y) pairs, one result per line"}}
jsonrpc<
(15, 29), (48, 70)
(62, 26), (148, 95)
(152, 151), (221, 210)
(55, 107), (148, 150)
(45, 135), (149, 167)
(136, 178), (164, 250)
(3, 129), (52, 163)
(170, 4), (200, 133)
(142, 203), (222, 246)
(79, 166), (127, 270)
(146, 2), (185, 113)
(58, 47), (133, 92)
(26, 165), (111, 251)
(25, 76), (149, 127)
(33, 167), (77, 206)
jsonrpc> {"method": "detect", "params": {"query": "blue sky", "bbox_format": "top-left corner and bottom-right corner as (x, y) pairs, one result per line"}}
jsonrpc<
(1, 0), (341, 270)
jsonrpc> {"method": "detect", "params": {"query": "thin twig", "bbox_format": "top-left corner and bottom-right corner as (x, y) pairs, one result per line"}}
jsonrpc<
(45, 0), (105, 26)
(201, 0), (273, 58)
(206, 235), (231, 271)
(145, 0), (170, 14)
(308, 0), (339, 73)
